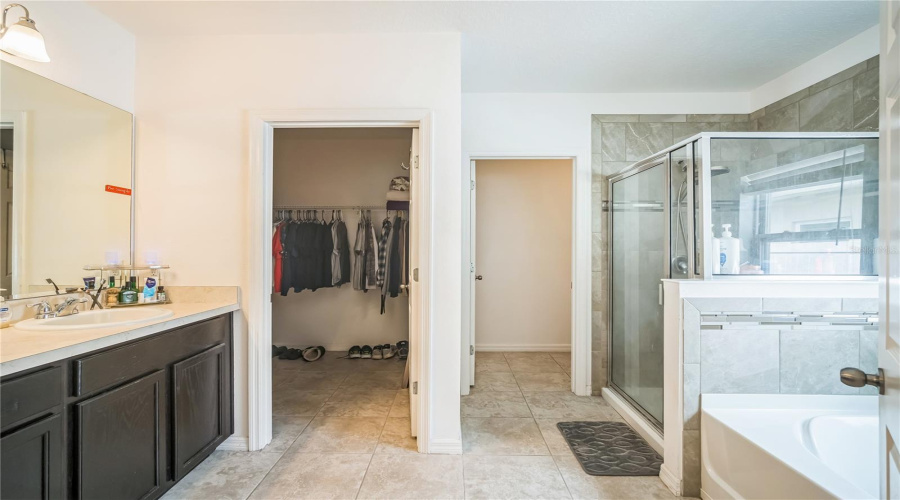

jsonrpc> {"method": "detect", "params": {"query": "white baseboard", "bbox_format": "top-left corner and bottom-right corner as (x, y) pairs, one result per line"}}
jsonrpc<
(428, 438), (463, 454)
(217, 436), (249, 451)
(476, 344), (571, 352)
(601, 387), (664, 455)
(659, 464), (683, 497)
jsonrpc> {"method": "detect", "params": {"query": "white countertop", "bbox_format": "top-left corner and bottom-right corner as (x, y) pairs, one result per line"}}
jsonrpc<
(0, 302), (240, 377)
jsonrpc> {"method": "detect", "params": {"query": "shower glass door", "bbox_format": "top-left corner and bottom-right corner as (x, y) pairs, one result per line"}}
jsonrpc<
(609, 158), (667, 428)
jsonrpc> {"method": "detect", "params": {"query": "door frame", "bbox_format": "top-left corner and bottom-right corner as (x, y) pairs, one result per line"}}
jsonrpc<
(462, 153), (591, 396)
(248, 109), (434, 452)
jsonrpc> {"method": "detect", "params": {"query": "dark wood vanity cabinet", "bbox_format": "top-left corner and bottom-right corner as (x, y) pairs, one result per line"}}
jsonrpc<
(0, 313), (233, 500)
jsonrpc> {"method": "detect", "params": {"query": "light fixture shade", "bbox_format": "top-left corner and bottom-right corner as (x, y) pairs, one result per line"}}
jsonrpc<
(0, 19), (49, 62)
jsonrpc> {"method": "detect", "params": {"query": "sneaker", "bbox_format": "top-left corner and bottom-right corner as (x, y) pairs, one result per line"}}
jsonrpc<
(383, 344), (397, 359)
(349, 346), (361, 359)
(372, 345), (384, 360)
(360, 345), (373, 359)
(397, 340), (409, 360)
(302, 346), (322, 362)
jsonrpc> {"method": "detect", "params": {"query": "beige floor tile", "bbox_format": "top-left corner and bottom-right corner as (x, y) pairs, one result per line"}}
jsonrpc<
(272, 390), (334, 416)
(362, 358), (408, 372)
(388, 390), (410, 418)
(470, 372), (521, 392)
(463, 455), (572, 499)
(462, 417), (549, 455)
(357, 454), (464, 499)
(340, 370), (404, 390)
(553, 455), (674, 499)
(290, 416), (385, 453)
(534, 418), (576, 456)
(504, 352), (556, 361)
(550, 352), (572, 363)
(161, 451), (280, 500)
(475, 352), (508, 361)
(272, 368), (296, 388)
(376, 417), (418, 454)
(508, 357), (566, 374)
(524, 392), (623, 419)
(515, 372), (572, 391)
(263, 416), (313, 454)
(319, 389), (397, 417)
(461, 391), (532, 418)
(278, 371), (348, 391)
(248, 453), (371, 500)
(475, 358), (512, 373)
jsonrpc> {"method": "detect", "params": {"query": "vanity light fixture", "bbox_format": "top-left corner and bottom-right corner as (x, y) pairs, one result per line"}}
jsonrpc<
(0, 3), (49, 62)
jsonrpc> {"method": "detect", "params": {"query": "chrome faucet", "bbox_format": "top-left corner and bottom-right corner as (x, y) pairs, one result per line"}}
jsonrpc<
(27, 297), (87, 319)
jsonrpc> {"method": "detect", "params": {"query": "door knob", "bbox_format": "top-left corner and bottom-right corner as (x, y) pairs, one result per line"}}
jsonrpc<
(475, 275), (483, 281)
(840, 367), (885, 394)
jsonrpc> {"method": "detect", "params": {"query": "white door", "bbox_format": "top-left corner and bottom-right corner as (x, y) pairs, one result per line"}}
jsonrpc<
(880, 2), (900, 496)
(469, 160), (477, 387)
(408, 128), (419, 438)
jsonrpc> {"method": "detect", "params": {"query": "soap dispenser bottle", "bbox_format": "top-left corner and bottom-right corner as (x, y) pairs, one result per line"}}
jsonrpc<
(719, 224), (741, 274)
(711, 224), (722, 274)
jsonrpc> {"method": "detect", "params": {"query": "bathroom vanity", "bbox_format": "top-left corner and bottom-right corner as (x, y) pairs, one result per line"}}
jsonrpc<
(0, 311), (234, 500)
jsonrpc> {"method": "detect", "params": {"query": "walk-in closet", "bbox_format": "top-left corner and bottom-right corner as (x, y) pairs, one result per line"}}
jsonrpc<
(269, 127), (418, 452)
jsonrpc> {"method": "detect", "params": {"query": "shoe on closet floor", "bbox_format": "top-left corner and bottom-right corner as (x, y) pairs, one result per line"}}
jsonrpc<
(360, 345), (373, 359)
(383, 344), (397, 359)
(272, 345), (287, 357)
(372, 345), (384, 360)
(397, 341), (409, 360)
(349, 346), (361, 359)
(280, 348), (302, 360)
(302, 346), (322, 362)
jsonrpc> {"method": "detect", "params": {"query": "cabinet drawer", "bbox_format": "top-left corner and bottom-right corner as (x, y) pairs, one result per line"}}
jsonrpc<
(1, 367), (62, 431)
(73, 315), (229, 397)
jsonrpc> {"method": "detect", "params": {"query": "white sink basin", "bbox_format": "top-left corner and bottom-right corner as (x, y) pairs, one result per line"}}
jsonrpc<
(14, 307), (175, 331)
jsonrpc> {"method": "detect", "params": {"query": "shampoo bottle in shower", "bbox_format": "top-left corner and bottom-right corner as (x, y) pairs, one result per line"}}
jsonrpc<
(720, 224), (741, 274)
(711, 224), (722, 274)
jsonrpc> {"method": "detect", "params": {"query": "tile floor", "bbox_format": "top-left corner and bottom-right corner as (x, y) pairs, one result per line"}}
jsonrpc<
(162, 352), (679, 500)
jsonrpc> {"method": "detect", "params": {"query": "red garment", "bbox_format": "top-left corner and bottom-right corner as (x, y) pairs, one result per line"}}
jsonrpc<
(273, 223), (284, 293)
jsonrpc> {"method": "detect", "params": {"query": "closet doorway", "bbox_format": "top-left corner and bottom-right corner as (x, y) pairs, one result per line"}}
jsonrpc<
(469, 159), (575, 390)
(249, 111), (432, 454)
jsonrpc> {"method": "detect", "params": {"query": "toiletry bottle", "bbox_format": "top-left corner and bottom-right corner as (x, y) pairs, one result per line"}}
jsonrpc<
(107, 276), (119, 306)
(121, 277), (138, 304)
(144, 275), (157, 302)
(720, 224), (741, 274)
(0, 296), (10, 329)
(157, 286), (167, 303)
(711, 224), (722, 274)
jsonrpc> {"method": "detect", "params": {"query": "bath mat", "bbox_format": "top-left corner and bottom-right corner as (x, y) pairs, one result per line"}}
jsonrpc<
(556, 421), (662, 476)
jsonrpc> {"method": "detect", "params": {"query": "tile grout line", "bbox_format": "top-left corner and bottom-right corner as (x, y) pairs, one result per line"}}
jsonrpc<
(353, 451), (377, 500)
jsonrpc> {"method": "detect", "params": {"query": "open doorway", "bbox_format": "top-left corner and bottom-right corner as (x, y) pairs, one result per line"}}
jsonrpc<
(470, 159), (573, 389)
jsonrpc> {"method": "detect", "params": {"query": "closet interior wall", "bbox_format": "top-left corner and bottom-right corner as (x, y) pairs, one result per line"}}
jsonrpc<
(272, 127), (411, 351)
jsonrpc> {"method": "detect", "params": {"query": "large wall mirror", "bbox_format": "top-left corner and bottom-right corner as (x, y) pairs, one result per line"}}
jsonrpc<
(0, 61), (133, 299)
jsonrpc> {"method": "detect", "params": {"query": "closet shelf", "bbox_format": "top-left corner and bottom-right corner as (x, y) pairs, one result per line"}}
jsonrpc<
(274, 204), (391, 210)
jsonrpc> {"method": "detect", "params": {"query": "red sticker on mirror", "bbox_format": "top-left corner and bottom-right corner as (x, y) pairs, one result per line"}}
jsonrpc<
(105, 185), (132, 196)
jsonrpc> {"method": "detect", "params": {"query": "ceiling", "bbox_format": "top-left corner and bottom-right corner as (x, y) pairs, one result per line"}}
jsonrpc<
(90, 1), (879, 93)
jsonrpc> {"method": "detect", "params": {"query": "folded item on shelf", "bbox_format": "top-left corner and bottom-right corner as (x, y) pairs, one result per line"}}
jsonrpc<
(386, 190), (411, 202)
(390, 176), (410, 191)
(386, 200), (409, 211)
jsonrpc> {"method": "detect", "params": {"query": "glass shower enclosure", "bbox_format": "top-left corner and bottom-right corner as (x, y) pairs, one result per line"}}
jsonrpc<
(606, 132), (879, 431)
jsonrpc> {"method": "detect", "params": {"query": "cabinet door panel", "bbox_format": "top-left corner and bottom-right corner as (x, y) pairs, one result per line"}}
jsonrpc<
(173, 343), (227, 480)
(76, 370), (165, 500)
(0, 414), (63, 500)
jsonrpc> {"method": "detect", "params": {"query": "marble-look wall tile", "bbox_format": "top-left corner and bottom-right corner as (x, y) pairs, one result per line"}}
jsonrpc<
(682, 429), (701, 498)
(689, 297), (762, 313)
(700, 329), (779, 393)
(757, 103), (799, 132)
(625, 123), (673, 161)
(683, 363), (701, 430)
(591, 233), (603, 272)
(749, 107), (766, 121)
(601, 161), (633, 177)
(683, 301), (701, 364)
(686, 114), (741, 123)
(640, 114), (686, 123)
(673, 122), (720, 143)
(780, 329), (859, 394)
(860, 330), (879, 395)
(591, 116), (603, 152)
(853, 68), (879, 131)
(762, 297), (842, 313)
(765, 88), (809, 114)
(842, 298), (879, 313)
(867, 55), (879, 70)
(600, 123), (628, 161)
(593, 114), (639, 122)
(799, 79), (853, 131)
(720, 121), (756, 132)
(591, 197), (602, 233)
(809, 61), (868, 95)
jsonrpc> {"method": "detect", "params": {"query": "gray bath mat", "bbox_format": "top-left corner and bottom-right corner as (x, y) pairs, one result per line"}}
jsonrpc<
(556, 421), (662, 476)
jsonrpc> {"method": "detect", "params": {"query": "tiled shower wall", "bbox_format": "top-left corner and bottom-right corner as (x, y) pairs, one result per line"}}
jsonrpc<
(590, 56), (880, 393)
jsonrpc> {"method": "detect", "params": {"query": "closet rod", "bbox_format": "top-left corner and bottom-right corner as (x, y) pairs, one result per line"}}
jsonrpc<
(274, 204), (391, 210)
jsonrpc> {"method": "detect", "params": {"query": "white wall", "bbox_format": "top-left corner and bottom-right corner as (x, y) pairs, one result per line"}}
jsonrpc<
(134, 33), (461, 447)
(0, 1), (135, 112)
(272, 127), (410, 351)
(474, 159), (571, 350)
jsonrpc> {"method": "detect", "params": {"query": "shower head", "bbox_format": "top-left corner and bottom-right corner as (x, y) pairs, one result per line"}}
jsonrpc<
(710, 166), (731, 176)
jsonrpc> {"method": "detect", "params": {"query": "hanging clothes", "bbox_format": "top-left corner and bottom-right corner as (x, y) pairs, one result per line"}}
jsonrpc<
(377, 217), (392, 287)
(365, 216), (379, 290)
(273, 222), (284, 294)
(352, 215), (366, 291)
(337, 219), (351, 285)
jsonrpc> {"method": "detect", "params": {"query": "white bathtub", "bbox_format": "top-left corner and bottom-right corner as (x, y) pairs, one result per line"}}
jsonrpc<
(701, 394), (878, 500)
